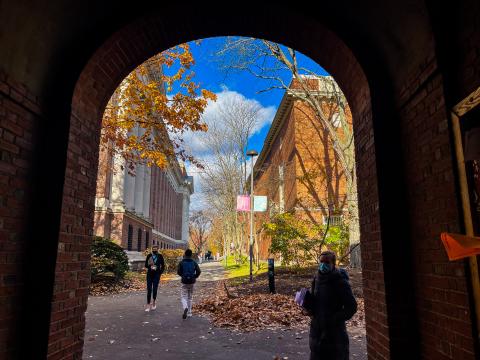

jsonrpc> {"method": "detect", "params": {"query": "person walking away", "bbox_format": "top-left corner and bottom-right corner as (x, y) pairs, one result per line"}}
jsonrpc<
(144, 244), (165, 312)
(308, 250), (357, 360)
(177, 249), (201, 319)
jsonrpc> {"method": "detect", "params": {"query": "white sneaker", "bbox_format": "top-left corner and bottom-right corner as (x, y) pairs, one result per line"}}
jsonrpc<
(152, 303), (157, 310)
(145, 305), (151, 312)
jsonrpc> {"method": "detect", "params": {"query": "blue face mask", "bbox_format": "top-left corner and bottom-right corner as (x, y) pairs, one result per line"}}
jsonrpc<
(319, 263), (333, 274)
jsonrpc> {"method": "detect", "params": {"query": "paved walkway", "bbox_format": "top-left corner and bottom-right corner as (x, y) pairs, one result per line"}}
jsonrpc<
(83, 261), (367, 359)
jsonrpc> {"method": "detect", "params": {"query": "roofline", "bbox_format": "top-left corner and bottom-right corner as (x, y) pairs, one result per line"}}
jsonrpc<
(251, 75), (342, 183)
(252, 89), (294, 181)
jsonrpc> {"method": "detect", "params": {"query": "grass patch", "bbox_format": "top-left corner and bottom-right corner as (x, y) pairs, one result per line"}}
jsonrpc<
(222, 256), (268, 279)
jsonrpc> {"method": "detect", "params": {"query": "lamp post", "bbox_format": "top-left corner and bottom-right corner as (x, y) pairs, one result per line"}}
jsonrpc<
(246, 149), (258, 282)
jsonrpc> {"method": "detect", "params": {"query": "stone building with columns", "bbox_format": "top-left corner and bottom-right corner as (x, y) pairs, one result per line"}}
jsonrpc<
(93, 130), (193, 251)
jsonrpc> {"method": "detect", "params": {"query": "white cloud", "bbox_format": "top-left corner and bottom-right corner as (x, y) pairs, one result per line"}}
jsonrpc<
(182, 89), (275, 156)
(254, 105), (276, 134)
(181, 89), (276, 211)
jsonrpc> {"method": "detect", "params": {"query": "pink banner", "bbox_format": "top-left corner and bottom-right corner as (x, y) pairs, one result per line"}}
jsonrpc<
(236, 195), (250, 211)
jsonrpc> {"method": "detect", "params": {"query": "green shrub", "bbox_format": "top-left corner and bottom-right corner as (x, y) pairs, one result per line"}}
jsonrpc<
(91, 236), (129, 281)
(264, 212), (350, 267)
(324, 223), (350, 264)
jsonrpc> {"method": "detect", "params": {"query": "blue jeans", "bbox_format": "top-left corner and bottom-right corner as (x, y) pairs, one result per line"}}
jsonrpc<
(146, 272), (160, 304)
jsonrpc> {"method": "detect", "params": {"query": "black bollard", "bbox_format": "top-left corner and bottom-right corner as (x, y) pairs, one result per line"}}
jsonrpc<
(268, 258), (275, 294)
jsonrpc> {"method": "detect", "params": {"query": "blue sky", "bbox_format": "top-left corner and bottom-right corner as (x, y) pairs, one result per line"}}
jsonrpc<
(163, 37), (329, 208)
(167, 37), (329, 156)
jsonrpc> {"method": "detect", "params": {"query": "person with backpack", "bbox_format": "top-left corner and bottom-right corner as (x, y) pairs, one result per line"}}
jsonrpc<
(307, 250), (357, 360)
(144, 244), (165, 312)
(177, 249), (201, 319)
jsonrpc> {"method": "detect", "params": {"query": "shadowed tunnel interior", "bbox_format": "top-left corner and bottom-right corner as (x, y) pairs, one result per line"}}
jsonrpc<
(0, 1), (479, 359)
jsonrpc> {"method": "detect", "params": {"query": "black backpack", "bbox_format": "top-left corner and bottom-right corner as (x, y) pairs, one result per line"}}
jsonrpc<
(181, 260), (196, 284)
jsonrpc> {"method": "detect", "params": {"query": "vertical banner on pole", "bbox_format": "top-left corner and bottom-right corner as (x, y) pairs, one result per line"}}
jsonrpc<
(253, 196), (268, 212)
(236, 195), (250, 212)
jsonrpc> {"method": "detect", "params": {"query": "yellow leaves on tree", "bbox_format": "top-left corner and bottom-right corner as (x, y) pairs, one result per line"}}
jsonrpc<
(101, 43), (216, 173)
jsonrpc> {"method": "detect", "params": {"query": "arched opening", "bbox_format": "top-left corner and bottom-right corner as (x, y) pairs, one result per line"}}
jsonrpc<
(62, 24), (381, 360)
(15, 9), (419, 360)
(85, 35), (366, 358)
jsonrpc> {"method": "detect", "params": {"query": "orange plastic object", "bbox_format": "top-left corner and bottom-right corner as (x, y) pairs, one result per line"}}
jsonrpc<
(441, 232), (480, 261)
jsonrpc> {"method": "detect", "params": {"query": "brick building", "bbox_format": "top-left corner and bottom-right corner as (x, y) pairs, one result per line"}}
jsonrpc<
(253, 76), (351, 259)
(94, 140), (193, 251)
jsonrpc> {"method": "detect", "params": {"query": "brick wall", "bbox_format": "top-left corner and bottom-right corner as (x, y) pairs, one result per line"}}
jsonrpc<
(293, 101), (350, 215)
(255, 108), (297, 210)
(93, 210), (112, 238)
(116, 213), (151, 251)
(253, 97), (351, 259)
(399, 65), (474, 358)
(0, 71), (41, 359)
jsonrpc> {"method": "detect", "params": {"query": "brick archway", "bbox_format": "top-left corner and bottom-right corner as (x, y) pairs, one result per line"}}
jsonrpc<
(2, 3), (476, 359)
(56, 14), (387, 360)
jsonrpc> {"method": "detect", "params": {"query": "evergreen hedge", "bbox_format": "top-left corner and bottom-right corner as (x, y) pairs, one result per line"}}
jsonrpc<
(91, 236), (129, 281)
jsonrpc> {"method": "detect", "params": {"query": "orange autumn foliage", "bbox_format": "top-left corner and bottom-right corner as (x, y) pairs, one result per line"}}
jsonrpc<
(101, 43), (216, 173)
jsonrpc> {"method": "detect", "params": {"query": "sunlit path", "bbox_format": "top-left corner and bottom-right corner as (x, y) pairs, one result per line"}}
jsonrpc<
(83, 262), (366, 359)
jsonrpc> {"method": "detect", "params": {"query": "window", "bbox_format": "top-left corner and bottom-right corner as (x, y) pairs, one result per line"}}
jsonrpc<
(127, 225), (133, 251)
(137, 229), (142, 252)
(323, 214), (343, 226)
(145, 232), (150, 249)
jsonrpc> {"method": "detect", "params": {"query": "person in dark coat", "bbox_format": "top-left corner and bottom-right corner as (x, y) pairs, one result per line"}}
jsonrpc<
(144, 244), (165, 311)
(309, 250), (357, 360)
(177, 249), (201, 319)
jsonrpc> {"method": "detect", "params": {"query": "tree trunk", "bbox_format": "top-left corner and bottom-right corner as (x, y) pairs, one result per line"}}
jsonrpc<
(254, 233), (260, 269)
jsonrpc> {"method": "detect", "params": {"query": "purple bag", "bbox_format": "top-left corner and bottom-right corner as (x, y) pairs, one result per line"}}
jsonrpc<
(295, 287), (313, 313)
(295, 288), (308, 307)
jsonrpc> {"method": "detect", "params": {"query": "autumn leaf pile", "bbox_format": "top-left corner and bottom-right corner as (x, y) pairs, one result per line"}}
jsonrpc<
(89, 276), (145, 296)
(193, 267), (365, 333)
(194, 292), (310, 332)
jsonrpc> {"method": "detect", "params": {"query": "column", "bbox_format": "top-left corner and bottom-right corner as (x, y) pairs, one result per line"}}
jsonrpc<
(152, 167), (158, 228)
(134, 163), (144, 215)
(124, 166), (135, 211)
(124, 126), (137, 211)
(165, 173), (169, 235)
(181, 192), (190, 242)
(143, 165), (151, 220)
(167, 186), (171, 237)
(110, 153), (125, 211)
(169, 186), (173, 238)
(157, 169), (161, 228)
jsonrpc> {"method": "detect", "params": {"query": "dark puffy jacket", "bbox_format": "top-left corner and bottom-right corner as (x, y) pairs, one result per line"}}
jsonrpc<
(308, 269), (357, 360)
(177, 257), (201, 284)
